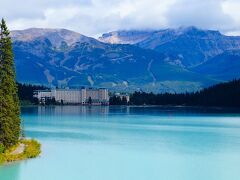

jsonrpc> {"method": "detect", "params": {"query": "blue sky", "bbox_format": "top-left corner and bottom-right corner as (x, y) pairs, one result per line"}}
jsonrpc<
(0, 0), (240, 37)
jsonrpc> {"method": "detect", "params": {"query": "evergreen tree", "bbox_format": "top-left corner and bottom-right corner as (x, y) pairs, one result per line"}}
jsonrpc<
(88, 97), (92, 105)
(0, 19), (21, 148)
(121, 97), (128, 105)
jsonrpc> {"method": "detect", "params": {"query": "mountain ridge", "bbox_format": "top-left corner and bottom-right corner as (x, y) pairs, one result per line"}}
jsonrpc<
(11, 27), (240, 93)
(100, 27), (240, 67)
(11, 28), (102, 49)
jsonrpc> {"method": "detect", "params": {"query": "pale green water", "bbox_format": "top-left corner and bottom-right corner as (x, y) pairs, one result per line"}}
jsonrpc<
(1, 106), (240, 180)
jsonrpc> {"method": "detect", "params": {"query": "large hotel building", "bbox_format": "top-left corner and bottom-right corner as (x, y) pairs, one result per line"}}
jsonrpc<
(34, 88), (109, 105)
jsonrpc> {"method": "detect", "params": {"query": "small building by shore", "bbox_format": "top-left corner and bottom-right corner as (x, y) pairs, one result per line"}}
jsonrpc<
(33, 88), (109, 105)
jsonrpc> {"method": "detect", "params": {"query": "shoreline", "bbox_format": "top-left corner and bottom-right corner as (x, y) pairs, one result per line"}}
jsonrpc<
(0, 139), (41, 165)
(20, 104), (240, 111)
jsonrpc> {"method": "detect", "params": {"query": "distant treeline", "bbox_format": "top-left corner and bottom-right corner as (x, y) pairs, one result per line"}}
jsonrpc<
(109, 96), (128, 105)
(18, 79), (240, 107)
(17, 83), (48, 104)
(110, 79), (240, 107)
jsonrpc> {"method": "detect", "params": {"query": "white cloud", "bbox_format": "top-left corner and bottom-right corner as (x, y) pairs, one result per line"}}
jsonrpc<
(0, 0), (240, 36)
(222, 0), (240, 35)
(166, 0), (233, 29)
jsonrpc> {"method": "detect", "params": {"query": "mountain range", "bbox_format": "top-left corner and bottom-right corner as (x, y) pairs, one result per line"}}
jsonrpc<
(11, 27), (240, 93)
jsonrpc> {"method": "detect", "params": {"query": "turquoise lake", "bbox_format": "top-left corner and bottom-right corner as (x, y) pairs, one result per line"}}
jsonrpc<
(1, 106), (240, 180)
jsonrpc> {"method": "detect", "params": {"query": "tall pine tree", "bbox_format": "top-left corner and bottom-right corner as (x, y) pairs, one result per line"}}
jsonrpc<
(0, 19), (20, 148)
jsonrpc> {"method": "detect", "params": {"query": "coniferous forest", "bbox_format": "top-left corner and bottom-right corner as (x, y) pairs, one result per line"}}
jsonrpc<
(0, 19), (21, 148)
(110, 79), (240, 107)
(129, 79), (240, 107)
(17, 83), (47, 104)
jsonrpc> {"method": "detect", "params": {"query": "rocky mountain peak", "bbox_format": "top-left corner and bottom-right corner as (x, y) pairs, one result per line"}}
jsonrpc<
(11, 28), (98, 48)
(99, 30), (155, 44)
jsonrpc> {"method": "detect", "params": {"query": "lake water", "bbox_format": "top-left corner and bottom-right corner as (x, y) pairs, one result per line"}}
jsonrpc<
(1, 106), (240, 180)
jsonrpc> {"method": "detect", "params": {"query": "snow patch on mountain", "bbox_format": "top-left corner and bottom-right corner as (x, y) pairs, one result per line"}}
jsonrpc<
(88, 76), (94, 86)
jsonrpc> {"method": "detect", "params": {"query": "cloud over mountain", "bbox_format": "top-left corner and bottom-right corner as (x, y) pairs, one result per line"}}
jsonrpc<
(0, 0), (240, 36)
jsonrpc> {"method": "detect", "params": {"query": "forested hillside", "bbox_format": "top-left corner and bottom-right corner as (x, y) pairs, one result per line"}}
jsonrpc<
(119, 79), (240, 107)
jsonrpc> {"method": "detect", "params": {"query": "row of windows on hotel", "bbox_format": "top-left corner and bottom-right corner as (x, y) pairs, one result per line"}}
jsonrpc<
(34, 88), (109, 105)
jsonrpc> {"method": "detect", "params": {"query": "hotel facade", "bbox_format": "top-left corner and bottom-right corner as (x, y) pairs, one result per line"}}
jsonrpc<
(34, 88), (109, 105)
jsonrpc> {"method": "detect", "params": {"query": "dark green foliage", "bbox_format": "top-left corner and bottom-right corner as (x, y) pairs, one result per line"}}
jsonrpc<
(0, 143), (5, 153)
(45, 97), (56, 105)
(0, 19), (21, 148)
(109, 96), (122, 105)
(17, 83), (48, 104)
(109, 96), (128, 105)
(17, 83), (65, 105)
(88, 97), (92, 105)
(121, 97), (128, 105)
(130, 79), (240, 107)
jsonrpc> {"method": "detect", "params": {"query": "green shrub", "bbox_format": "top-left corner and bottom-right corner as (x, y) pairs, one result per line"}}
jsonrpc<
(0, 143), (5, 153)
(1, 139), (41, 163)
(23, 139), (41, 158)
